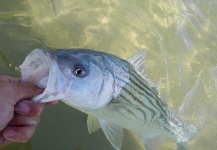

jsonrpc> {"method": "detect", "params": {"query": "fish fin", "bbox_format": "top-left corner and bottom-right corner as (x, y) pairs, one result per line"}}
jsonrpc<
(128, 51), (161, 94)
(155, 80), (161, 92)
(123, 131), (146, 150)
(140, 134), (164, 150)
(87, 115), (100, 133)
(177, 142), (187, 150)
(98, 119), (123, 150)
(177, 74), (207, 129)
(127, 51), (146, 75)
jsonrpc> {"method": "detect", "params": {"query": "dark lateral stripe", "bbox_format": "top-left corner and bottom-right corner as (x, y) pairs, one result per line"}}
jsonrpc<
(115, 75), (167, 118)
(108, 57), (129, 73)
(113, 94), (139, 119)
(136, 107), (147, 120)
(123, 107), (138, 119)
(163, 124), (175, 135)
(127, 69), (167, 115)
(130, 70), (160, 99)
(129, 68), (160, 98)
(110, 58), (175, 135)
(129, 75), (167, 116)
(118, 94), (150, 121)
(117, 61), (160, 100)
(120, 87), (157, 119)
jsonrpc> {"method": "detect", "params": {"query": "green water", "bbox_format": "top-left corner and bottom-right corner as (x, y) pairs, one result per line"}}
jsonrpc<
(0, 0), (217, 150)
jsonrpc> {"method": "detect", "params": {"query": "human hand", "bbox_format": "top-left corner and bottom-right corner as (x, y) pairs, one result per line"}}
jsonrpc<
(0, 75), (56, 148)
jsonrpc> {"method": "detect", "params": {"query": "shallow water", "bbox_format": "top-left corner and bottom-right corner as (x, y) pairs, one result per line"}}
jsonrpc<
(0, 0), (217, 150)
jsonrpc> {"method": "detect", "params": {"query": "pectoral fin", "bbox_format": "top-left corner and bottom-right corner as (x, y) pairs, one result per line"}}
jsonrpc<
(98, 119), (123, 150)
(87, 115), (101, 133)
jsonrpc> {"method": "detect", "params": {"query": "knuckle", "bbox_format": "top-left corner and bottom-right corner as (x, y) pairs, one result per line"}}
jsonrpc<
(0, 84), (17, 100)
(35, 117), (40, 126)
(18, 127), (35, 142)
(30, 103), (44, 117)
(26, 127), (35, 139)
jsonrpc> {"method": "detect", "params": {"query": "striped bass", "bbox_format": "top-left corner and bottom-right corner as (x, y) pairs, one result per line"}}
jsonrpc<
(19, 48), (199, 150)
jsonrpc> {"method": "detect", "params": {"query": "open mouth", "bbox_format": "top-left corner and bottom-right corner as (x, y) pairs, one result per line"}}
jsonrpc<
(20, 49), (50, 88)
(20, 49), (69, 103)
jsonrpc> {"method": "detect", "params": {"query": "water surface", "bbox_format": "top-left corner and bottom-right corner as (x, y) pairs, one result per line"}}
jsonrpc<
(1, 0), (217, 150)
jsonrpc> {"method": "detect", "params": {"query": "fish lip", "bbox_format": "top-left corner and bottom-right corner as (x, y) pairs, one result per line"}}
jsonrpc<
(20, 48), (69, 103)
(20, 49), (50, 86)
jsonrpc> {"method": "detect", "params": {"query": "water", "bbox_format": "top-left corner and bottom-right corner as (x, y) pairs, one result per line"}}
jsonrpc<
(0, 0), (217, 150)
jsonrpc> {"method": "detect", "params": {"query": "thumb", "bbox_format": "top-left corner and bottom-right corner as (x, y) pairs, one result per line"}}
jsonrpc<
(9, 83), (44, 104)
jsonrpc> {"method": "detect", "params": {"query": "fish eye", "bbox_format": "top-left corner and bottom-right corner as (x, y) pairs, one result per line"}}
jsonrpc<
(75, 68), (85, 75)
(73, 64), (87, 78)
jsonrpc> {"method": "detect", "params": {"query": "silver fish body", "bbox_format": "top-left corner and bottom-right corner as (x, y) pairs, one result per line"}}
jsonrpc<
(20, 48), (198, 150)
(84, 55), (197, 150)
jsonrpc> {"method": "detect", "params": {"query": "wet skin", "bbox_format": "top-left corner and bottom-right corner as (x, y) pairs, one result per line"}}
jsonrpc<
(0, 75), (58, 148)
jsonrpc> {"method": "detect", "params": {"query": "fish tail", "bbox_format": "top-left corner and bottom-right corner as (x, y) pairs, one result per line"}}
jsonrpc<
(176, 142), (187, 150)
(177, 73), (206, 127)
(176, 123), (200, 150)
(175, 66), (217, 148)
(177, 66), (217, 127)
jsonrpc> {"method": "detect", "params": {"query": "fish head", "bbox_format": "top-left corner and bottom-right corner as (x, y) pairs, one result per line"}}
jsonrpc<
(20, 48), (118, 109)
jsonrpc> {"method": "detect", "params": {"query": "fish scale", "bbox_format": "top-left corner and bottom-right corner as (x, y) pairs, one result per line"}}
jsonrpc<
(114, 63), (168, 119)
(114, 61), (197, 140)
(112, 68), (167, 126)
(20, 48), (199, 150)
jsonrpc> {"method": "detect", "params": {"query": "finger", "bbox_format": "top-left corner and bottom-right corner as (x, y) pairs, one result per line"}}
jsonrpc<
(3, 126), (35, 143)
(9, 83), (44, 103)
(0, 132), (12, 148)
(0, 140), (12, 148)
(15, 100), (44, 117)
(8, 114), (40, 126)
(0, 75), (20, 83)
(0, 132), (4, 147)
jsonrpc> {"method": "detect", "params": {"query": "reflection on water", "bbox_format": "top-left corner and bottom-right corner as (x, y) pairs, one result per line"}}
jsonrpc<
(0, 51), (20, 76)
(0, 0), (217, 150)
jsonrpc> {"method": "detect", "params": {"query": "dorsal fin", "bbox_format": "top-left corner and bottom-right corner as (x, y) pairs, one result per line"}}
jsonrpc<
(127, 51), (161, 92)
(127, 51), (146, 75)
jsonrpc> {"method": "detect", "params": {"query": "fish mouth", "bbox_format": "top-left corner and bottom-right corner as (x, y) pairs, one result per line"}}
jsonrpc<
(20, 48), (69, 103)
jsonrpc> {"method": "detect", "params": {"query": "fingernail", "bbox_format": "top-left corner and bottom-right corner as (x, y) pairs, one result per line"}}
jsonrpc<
(15, 101), (30, 115)
(4, 130), (16, 140)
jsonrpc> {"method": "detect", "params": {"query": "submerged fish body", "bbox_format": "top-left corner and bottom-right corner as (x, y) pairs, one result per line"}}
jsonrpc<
(20, 48), (198, 150)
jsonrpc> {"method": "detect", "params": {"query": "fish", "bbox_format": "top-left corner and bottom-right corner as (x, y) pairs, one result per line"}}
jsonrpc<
(19, 48), (199, 150)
